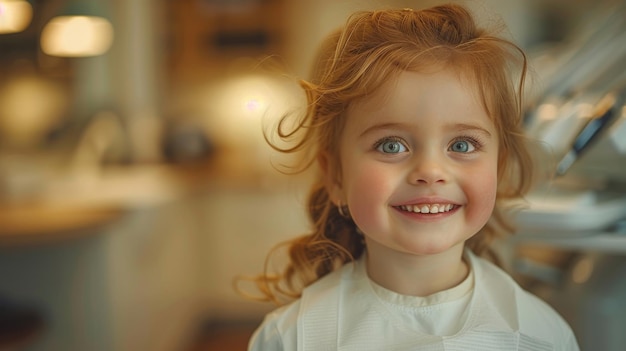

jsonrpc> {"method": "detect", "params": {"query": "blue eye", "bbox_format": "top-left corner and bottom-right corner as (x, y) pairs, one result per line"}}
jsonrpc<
(376, 138), (408, 154)
(450, 140), (475, 153)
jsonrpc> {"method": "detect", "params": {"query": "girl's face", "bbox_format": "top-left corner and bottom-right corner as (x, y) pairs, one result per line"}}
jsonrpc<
(329, 69), (498, 259)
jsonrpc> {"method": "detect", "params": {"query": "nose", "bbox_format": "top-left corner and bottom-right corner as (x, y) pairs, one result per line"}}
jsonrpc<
(407, 153), (449, 185)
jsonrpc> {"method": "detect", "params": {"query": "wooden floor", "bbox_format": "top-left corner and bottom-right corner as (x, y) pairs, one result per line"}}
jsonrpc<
(186, 322), (258, 351)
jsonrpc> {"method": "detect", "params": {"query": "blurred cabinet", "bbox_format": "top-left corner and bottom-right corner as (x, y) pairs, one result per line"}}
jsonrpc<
(165, 0), (287, 80)
(0, 196), (204, 351)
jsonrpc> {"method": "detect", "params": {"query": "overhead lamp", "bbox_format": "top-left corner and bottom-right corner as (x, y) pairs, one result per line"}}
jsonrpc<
(0, 0), (33, 34)
(40, 0), (113, 57)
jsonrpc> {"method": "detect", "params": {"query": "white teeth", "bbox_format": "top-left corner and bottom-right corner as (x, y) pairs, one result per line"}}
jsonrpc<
(399, 204), (455, 213)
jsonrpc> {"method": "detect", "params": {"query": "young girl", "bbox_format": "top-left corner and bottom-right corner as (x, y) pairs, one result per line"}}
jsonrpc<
(246, 4), (579, 350)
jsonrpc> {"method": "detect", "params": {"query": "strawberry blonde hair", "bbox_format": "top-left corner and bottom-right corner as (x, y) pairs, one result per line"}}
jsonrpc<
(242, 3), (533, 305)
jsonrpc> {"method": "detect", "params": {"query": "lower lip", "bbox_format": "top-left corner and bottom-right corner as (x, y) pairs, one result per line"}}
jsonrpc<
(393, 206), (460, 221)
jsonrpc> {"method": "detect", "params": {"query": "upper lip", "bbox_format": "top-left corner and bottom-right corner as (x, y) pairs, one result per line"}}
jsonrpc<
(392, 196), (459, 207)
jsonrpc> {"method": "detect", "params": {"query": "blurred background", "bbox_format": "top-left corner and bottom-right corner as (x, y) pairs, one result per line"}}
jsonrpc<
(0, 0), (624, 350)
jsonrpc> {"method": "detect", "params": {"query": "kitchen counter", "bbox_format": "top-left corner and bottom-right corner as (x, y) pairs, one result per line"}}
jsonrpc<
(0, 163), (197, 246)
(0, 150), (310, 246)
(0, 202), (125, 245)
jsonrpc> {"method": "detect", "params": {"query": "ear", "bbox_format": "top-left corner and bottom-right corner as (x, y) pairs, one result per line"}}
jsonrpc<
(318, 151), (344, 206)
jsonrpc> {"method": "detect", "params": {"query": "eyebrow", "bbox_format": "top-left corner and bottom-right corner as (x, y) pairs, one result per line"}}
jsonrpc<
(359, 122), (493, 138)
(358, 123), (405, 137)
(452, 123), (493, 137)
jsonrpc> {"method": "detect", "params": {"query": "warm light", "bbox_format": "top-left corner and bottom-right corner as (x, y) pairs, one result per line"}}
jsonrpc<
(40, 15), (114, 57)
(0, 0), (32, 34)
(0, 76), (69, 147)
(196, 73), (303, 150)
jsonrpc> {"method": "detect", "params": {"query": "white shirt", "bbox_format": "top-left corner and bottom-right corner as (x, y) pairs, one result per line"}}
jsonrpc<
(249, 251), (579, 351)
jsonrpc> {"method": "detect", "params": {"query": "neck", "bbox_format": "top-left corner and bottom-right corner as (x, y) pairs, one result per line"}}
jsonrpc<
(364, 242), (468, 297)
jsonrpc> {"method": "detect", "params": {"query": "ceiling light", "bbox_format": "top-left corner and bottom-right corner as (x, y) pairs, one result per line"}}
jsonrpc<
(40, 1), (113, 57)
(0, 0), (33, 34)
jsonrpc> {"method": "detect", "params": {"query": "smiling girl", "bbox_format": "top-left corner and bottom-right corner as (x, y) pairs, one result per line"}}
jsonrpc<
(246, 4), (578, 350)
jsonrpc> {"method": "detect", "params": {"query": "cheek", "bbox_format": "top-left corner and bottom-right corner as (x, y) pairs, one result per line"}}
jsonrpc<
(343, 165), (393, 224)
(466, 166), (498, 226)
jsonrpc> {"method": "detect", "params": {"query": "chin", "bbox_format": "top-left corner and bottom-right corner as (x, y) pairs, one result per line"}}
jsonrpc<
(395, 240), (464, 257)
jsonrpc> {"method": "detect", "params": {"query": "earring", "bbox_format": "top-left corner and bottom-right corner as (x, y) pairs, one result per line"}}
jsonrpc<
(356, 227), (366, 246)
(337, 202), (350, 218)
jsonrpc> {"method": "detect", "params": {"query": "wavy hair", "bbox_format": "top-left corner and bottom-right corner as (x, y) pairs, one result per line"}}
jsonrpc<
(241, 3), (533, 305)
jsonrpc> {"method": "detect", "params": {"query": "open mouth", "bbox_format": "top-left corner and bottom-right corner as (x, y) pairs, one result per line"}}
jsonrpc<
(396, 204), (458, 214)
